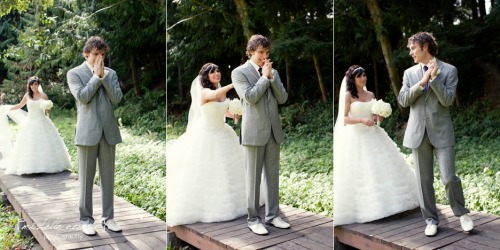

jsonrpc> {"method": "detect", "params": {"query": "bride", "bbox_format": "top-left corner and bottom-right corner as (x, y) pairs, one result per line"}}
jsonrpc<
(166, 63), (247, 226)
(0, 76), (71, 175)
(334, 65), (419, 226)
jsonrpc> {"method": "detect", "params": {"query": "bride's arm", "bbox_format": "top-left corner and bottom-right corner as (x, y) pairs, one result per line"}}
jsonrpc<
(343, 93), (375, 126)
(9, 93), (28, 110)
(200, 84), (234, 105)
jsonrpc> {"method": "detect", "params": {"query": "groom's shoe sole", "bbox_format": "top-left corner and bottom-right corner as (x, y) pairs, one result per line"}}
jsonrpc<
(265, 222), (291, 229)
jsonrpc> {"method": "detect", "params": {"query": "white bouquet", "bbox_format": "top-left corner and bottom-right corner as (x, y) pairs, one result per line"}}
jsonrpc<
(228, 98), (242, 124)
(40, 99), (53, 111)
(371, 99), (391, 125)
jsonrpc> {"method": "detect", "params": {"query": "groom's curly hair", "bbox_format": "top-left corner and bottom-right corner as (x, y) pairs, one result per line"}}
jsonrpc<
(199, 63), (219, 90)
(345, 65), (365, 99)
(407, 32), (438, 57)
(246, 34), (271, 58)
(82, 36), (109, 56)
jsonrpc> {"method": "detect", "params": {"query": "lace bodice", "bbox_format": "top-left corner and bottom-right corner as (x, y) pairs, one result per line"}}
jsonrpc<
(349, 99), (375, 120)
(27, 99), (45, 119)
(200, 99), (229, 128)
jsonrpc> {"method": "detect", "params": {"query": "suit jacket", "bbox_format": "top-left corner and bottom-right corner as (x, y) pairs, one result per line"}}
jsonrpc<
(67, 62), (123, 146)
(232, 61), (288, 146)
(398, 59), (457, 149)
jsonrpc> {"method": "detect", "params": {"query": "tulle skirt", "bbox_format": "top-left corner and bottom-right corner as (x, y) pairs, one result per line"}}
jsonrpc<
(166, 123), (247, 226)
(334, 124), (419, 226)
(1, 115), (71, 175)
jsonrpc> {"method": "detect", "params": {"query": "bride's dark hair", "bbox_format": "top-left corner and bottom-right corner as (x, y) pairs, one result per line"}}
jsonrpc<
(26, 76), (39, 99)
(345, 65), (365, 99)
(199, 63), (219, 90)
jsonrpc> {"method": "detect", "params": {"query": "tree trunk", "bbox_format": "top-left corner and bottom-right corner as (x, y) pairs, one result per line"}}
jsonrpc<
(129, 56), (141, 97)
(285, 58), (292, 100)
(479, 0), (486, 17)
(233, 0), (252, 40)
(312, 54), (327, 103)
(472, 0), (478, 19)
(365, 0), (404, 113)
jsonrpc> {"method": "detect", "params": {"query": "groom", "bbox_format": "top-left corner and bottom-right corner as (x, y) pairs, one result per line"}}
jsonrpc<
(232, 34), (289, 235)
(67, 36), (123, 236)
(398, 31), (473, 237)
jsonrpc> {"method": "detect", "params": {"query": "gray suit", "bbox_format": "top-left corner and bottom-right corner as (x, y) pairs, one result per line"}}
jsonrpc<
(398, 59), (469, 225)
(232, 61), (287, 225)
(67, 62), (123, 224)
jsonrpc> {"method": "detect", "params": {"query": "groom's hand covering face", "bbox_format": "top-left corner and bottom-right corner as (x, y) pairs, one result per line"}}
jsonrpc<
(86, 48), (106, 78)
(250, 46), (273, 79)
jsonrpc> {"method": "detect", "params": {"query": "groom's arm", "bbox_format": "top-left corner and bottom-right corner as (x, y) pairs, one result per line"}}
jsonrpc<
(232, 69), (270, 104)
(101, 70), (123, 106)
(429, 66), (457, 107)
(398, 69), (424, 107)
(67, 69), (102, 105)
(269, 70), (288, 104)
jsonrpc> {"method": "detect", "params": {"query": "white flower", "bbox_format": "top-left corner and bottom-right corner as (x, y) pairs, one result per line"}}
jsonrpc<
(40, 99), (54, 110)
(371, 99), (392, 118)
(228, 98), (242, 115)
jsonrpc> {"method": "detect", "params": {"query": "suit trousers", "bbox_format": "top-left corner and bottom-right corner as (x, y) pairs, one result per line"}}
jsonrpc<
(78, 135), (116, 224)
(412, 132), (469, 226)
(243, 133), (280, 226)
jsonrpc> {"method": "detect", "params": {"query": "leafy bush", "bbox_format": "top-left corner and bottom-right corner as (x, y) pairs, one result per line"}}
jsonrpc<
(115, 90), (166, 140)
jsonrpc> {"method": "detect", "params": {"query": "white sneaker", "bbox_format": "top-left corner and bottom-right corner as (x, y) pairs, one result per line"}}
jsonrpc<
(424, 224), (437, 236)
(82, 224), (96, 236)
(249, 223), (268, 235)
(460, 214), (474, 232)
(266, 217), (290, 229)
(102, 219), (122, 232)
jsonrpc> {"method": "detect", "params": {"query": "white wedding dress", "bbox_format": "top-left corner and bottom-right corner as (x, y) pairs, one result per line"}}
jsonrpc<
(0, 99), (71, 175)
(334, 99), (419, 226)
(166, 99), (247, 226)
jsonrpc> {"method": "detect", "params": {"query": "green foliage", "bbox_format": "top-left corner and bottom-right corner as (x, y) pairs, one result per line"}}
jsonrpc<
(0, 0), (54, 18)
(115, 89), (166, 140)
(334, 1), (500, 105)
(280, 172), (333, 216)
(0, 203), (36, 249)
(168, 0), (333, 103)
(114, 130), (166, 220)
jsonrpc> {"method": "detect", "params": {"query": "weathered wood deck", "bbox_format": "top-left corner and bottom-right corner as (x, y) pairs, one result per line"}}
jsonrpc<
(0, 169), (166, 250)
(168, 204), (333, 250)
(334, 204), (500, 250)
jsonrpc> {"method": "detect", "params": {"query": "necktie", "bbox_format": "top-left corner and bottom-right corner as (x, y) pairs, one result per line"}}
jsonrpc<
(423, 65), (429, 91)
(258, 67), (262, 76)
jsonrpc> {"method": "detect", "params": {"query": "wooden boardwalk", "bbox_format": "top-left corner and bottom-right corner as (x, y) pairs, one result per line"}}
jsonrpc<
(0, 169), (166, 250)
(168, 205), (333, 250)
(334, 204), (500, 250)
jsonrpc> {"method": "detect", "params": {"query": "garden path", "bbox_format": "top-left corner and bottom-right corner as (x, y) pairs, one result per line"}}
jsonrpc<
(0, 169), (165, 250)
(168, 204), (333, 249)
(335, 204), (500, 250)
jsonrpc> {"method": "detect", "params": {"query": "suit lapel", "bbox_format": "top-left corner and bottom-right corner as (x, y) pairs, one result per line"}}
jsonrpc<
(243, 61), (260, 82)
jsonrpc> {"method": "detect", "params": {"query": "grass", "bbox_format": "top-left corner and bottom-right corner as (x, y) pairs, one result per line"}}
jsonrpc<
(0, 107), (166, 248)
(0, 203), (36, 249)
(167, 101), (333, 217)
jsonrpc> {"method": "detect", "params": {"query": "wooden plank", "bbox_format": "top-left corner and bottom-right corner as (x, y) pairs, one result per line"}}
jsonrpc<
(290, 236), (331, 250)
(0, 169), (166, 250)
